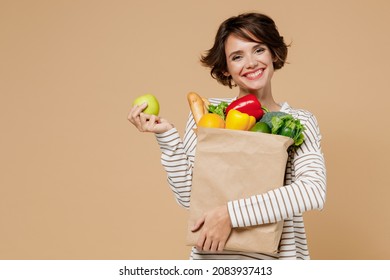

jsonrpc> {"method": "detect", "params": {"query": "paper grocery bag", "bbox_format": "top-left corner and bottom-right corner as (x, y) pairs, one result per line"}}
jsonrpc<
(186, 127), (294, 255)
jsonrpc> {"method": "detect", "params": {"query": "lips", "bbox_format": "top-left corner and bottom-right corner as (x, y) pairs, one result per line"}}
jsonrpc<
(243, 68), (264, 80)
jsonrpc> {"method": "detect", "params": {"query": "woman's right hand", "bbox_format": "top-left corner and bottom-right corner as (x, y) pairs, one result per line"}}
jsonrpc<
(127, 102), (174, 134)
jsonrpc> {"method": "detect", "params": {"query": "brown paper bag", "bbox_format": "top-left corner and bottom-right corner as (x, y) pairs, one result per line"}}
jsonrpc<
(186, 127), (293, 254)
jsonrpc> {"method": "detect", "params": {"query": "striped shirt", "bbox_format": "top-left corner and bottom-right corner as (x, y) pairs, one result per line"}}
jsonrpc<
(155, 98), (326, 260)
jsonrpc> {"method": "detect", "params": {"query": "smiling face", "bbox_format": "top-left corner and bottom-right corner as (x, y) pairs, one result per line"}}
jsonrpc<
(224, 34), (275, 97)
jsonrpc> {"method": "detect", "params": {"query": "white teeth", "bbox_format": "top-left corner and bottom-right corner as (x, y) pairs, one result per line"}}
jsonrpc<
(246, 69), (263, 78)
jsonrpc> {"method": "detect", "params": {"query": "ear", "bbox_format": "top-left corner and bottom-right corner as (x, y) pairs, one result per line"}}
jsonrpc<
(223, 71), (230, 77)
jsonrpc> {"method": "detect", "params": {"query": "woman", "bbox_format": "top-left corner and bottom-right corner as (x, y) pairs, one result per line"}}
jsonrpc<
(128, 12), (326, 260)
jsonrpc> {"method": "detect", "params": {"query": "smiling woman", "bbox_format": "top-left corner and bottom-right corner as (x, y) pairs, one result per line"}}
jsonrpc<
(128, 12), (327, 260)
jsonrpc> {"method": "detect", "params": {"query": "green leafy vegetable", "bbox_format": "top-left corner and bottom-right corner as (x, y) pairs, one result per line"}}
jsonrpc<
(260, 112), (305, 148)
(208, 101), (229, 120)
(260, 111), (289, 128)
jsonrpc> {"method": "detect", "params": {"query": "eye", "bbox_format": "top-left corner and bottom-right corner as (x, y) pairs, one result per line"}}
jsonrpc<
(255, 47), (265, 54)
(232, 55), (242, 61)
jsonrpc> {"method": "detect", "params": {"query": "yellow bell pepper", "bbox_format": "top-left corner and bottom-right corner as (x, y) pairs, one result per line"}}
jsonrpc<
(225, 109), (256, 130)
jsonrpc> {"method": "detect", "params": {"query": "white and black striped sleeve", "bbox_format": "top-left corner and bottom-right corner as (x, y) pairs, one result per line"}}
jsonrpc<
(155, 113), (197, 209)
(227, 112), (326, 228)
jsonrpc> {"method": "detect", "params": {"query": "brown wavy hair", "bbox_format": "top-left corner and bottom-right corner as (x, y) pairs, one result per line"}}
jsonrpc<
(200, 13), (289, 88)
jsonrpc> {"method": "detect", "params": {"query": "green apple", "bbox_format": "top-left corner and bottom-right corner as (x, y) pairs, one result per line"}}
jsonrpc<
(133, 94), (160, 116)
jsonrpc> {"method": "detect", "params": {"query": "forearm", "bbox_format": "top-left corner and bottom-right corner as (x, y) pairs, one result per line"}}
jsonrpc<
(228, 151), (326, 227)
(155, 115), (197, 208)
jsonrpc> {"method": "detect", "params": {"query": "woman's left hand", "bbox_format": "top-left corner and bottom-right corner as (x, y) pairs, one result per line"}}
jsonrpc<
(191, 205), (232, 251)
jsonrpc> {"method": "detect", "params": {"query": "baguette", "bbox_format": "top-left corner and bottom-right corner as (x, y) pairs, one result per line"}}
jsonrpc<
(187, 92), (205, 124)
(201, 97), (210, 113)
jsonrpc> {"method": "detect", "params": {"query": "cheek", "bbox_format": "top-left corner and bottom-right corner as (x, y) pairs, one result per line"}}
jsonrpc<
(226, 62), (243, 76)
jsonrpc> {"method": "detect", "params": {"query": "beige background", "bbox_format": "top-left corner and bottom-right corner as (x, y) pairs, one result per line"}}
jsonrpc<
(1, 0), (389, 259)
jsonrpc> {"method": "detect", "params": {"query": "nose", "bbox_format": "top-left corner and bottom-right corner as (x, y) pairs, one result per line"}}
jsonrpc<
(245, 55), (258, 69)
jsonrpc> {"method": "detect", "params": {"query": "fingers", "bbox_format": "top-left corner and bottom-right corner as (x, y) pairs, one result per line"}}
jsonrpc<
(217, 241), (226, 252)
(194, 218), (227, 252)
(128, 102), (174, 134)
(196, 236), (226, 252)
(128, 103), (147, 129)
(128, 102), (147, 121)
(140, 113), (153, 129)
(202, 236), (212, 252)
(195, 232), (206, 252)
(193, 216), (206, 251)
(128, 103), (156, 132)
(196, 236), (224, 252)
(191, 216), (205, 232)
(193, 206), (232, 252)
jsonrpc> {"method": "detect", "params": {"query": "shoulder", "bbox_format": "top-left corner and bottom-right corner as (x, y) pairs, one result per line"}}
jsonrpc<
(281, 102), (320, 128)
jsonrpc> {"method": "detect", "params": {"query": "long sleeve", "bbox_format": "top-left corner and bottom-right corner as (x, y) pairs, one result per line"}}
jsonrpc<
(155, 113), (197, 208)
(227, 110), (326, 228)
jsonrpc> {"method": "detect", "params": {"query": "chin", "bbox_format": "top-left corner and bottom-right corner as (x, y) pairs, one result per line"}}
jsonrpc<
(244, 84), (267, 92)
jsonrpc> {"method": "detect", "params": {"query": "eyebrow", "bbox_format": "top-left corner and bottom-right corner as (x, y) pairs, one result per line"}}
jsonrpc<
(227, 43), (266, 59)
(228, 50), (243, 59)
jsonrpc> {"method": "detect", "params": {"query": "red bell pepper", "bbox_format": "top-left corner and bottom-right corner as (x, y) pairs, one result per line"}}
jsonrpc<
(225, 94), (264, 121)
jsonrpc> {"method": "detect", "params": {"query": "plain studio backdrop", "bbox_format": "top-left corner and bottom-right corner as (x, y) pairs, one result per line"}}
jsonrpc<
(1, 0), (389, 259)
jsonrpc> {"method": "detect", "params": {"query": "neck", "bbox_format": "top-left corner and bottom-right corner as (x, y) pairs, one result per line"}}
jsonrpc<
(238, 86), (281, 112)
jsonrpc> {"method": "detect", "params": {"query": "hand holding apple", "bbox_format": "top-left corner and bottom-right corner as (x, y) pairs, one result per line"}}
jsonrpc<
(128, 94), (174, 134)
